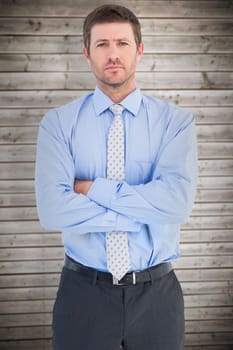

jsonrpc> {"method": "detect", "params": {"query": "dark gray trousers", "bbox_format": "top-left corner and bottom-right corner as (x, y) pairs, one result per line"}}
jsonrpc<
(52, 266), (184, 350)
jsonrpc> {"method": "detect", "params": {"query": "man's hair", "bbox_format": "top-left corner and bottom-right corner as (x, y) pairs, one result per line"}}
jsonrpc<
(83, 4), (142, 54)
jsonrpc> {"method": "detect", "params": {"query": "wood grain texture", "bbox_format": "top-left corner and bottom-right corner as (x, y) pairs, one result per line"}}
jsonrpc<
(0, 0), (232, 348)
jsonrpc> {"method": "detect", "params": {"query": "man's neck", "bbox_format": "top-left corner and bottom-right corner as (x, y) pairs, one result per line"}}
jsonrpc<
(97, 83), (136, 103)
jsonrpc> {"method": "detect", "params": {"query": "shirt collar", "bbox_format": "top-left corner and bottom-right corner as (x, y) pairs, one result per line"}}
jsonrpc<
(93, 86), (142, 117)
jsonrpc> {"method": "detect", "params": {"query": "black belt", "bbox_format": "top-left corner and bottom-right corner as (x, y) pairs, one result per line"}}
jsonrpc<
(64, 255), (173, 286)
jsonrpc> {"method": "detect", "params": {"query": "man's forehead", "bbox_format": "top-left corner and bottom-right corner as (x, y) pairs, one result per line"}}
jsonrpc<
(90, 22), (135, 40)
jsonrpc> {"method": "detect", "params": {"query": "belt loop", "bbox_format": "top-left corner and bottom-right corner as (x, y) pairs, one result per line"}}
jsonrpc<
(147, 269), (154, 285)
(92, 270), (98, 285)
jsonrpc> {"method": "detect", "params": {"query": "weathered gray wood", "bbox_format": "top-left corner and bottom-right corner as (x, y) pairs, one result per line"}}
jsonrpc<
(1, 54), (233, 72)
(1, 242), (232, 262)
(1, 256), (233, 275)
(1, 175), (233, 194)
(1, 71), (233, 90)
(0, 339), (52, 350)
(0, 0), (232, 347)
(1, 142), (232, 162)
(1, 124), (232, 146)
(1, 309), (233, 328)
(1, 299), (233, 317)
(0, 159), (232, 181)
(1, 90), (232, 108)
(0, 0), (232, 18)
(1, 18), (232, 35)
(0, 107), (232, 127)
(1, 36), (233, 54)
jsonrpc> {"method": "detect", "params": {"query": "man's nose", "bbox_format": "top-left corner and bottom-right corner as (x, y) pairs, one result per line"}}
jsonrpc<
(108, 45), (120, 62)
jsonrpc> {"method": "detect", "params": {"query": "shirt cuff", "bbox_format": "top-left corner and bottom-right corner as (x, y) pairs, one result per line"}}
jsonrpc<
(87, 177), (120, 209)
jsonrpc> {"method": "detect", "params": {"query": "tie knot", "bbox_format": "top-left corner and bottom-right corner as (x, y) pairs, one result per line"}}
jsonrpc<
(109, 104), (124, 116)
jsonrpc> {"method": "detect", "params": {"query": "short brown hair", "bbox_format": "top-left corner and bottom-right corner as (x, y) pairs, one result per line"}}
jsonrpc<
(83, 4), (142, 54)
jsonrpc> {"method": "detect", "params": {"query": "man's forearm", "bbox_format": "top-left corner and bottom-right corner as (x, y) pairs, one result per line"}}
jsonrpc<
(74, 179), (94, 195)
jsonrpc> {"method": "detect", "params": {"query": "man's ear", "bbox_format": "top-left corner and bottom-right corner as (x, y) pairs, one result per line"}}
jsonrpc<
(83, 47), (90, 64)
(136, 42), (144, 62)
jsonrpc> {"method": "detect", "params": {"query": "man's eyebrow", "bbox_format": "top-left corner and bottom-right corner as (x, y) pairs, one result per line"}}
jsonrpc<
(94, 38), (132, 44)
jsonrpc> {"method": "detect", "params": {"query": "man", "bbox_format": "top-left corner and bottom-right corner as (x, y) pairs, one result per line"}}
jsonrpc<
(35, 4), (197, 350)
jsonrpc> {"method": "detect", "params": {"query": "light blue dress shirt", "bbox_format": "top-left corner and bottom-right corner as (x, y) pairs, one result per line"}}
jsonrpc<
(35, 86), (197, 272)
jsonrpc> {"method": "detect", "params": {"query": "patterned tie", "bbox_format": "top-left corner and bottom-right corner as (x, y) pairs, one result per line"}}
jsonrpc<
(106, 104), (131, 281)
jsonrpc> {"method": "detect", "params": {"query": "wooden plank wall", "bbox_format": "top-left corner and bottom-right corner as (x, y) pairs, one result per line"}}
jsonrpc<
(0, 0), (232, 349)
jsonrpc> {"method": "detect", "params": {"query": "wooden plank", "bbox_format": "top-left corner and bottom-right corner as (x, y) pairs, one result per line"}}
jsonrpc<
(1, 124), (233, 145)
(185, 307), (233, 320)
(0, 233), (61, 248)
(176, 269), (233, 283)
(181, 242), (233, 256)
(198, 160), (233, 176)
(1, 297), (232, 314)
(1, 142), (233, 162)
(1, 242), (232, 262)
(0, 220), (51, 234)
(0, 286), (57, 301)
(1, 341), (51, 350)
(0, 324), (230, 342)
(0, 204), (233, 222)
(180, 230), (233, 243)
(0, 260), (63, 274)
(185, 330), (233, 344)
(0, 273), (59, 288)
(0, 109), (44, 126)
(0, 159), (232, 181)
(198, 143), (233, 159)
(174, 255), (233, 269)
(0, 325), (51, 340)
(0, 180), (35, 193)
(1, 54), (233, 73)
(195, 190), (233, 203)
(1, 308), (233, 328)
(0, 126), (38, 144)
(0, 159), (233, 181)
(0, 145), (36, 162)
(0, 339), (52, 350)
(184, 294), (233, 308)
(0, 107), (233, 127)
(0, 256), (233, 275)
(1, 71), (233, 90)
(1, 36), (233, 54)
(0, 0), (232, 18)
(0, 313), (51, 327)
(0, 90), (232, 108)
(1, 229), (232, 249)
(0, 163), (35, 180)
(0, 247), (64, 261)
(183, 216), (233, 230)
(1, 176), (233, 194)
(0, 18), (232, 35)
(192, 107), (233, 125)
(1, 193), (233, 211)
(2, 292), (233, 311)
(0, 300), (54, 314)
(0, 268), (231, 288)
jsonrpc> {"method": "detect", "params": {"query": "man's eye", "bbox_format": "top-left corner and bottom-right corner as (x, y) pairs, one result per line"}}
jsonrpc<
(120, 42), (129, 46)
(96, 43), (106, 48)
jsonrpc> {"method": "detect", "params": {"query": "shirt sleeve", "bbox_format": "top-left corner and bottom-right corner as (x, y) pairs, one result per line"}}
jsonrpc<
(35, 109), (141, 234)
(87, 113), (198, 225)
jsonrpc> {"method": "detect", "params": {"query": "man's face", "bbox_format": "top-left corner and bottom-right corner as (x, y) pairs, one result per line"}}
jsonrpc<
(83, 22), (144, 92)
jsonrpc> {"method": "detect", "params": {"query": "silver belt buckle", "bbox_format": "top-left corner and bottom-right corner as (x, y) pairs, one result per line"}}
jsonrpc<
(112, 272), (137, 285)
(112, 276), (124, 285)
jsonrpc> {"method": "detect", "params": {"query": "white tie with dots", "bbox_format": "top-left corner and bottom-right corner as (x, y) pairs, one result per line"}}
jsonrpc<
(106, 104), (131, 281)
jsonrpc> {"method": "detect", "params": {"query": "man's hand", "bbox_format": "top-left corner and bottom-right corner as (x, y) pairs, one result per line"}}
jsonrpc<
(74, 179), (93, 195)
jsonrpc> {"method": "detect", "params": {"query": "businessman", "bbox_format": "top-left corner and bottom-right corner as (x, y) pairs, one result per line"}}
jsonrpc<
(35, 4), (197, 350)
